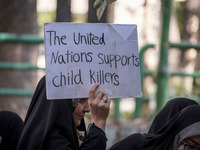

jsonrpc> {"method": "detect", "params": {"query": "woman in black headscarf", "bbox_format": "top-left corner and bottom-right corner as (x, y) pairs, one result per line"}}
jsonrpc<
(16, 76), (111, 150)
(0, 111), (23, 150)
(109, 105), (200, 150)
(148, 97), (199, 134)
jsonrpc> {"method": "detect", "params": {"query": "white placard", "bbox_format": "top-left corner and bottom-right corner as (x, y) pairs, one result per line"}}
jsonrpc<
(44, 22), (142, 99)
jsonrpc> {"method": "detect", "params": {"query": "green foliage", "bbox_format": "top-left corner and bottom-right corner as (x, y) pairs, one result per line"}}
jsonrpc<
(37, 12), (56, 35)
(174, 1), (185, 36)
(37, 12), (56, 27)
(194, 77), (200, 85)
(107, 105), (115, 120)
(93, 0), (117, 20)
(174, 83), (187, 96)
(192, 77), (200, 98)
(85, 113), (92, 120)
(121, 111), (134, 121)
(71, 14), (88, 23)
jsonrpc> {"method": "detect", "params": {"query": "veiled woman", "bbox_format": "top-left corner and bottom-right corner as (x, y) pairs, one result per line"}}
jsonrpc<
(17, 76), (111, 150)
(109, 105), (200, 150)
(0, 111), (23, 150)
(148, 97), (199, 134)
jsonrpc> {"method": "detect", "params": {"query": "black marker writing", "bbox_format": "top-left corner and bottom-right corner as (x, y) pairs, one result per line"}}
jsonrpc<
(73, 32), (105, 45)
(89, 69), (119, 86)
(52, 70), (83, 87)
(51, 50), (93, 64)
(46, 30), (67, 46)
(98, 53), (139, 68)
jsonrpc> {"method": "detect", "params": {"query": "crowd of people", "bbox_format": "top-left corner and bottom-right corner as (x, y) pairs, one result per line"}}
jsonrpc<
(1, 76), (200, 150)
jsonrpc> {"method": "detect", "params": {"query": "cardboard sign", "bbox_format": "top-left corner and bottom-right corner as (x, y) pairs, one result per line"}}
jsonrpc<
(44, 22), (142, 99)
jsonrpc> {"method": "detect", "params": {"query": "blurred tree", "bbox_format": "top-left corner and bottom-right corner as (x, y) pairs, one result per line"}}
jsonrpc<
(179, 0), (200, 67)
(192, 0), (200, 98)
(0, 0), (39, 118)
(176, 0), (200, 97)
(56, 0), (71, 22)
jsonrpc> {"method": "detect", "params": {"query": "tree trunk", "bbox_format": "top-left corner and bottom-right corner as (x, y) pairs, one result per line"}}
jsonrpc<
(176, 0), (200, 94)
(56, 0), (71, 22)
(192, 1), (200, 97)
(180, 0), (199, 67)
(0, 0), (39, 119)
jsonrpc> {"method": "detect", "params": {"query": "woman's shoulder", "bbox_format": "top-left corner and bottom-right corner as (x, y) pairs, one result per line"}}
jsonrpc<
(109, 133), (145, 150)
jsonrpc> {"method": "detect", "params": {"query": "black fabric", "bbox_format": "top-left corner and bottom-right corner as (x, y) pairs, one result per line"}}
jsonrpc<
(81, 123), (107, 150)
(16, 76), (107, 150)
(0, 111), (23, 150)
(109, 133), (145, 150)
(148, 97), (199, 134)
(109, 105), (200, 150)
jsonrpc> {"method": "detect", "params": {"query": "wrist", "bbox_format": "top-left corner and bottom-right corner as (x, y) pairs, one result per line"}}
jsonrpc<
(91, 119), (106, 131)
(87, 123), (107, 141)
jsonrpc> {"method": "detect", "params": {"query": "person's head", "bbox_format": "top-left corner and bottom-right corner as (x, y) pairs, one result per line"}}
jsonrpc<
(148, 97), (199, 134)
(170, 105), (200, 150)
(178, 136), (200, 150)
(17, 76), (88, 150)
(142, 105), (200, 150)
(0, 111), (23, 150)
(72, 98), (90, 127)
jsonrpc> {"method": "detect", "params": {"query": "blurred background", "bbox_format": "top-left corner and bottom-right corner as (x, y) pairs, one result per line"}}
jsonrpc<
(0, 0), (200, 148)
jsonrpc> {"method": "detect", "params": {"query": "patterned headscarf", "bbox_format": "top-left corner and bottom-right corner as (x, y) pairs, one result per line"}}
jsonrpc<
(72, 98), (81, 111)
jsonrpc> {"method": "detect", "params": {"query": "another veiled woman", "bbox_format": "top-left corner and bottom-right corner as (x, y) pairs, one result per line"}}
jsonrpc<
(109, 105), (200, 150)
(0, 111), (23, 150)
(16, 76), (111, 150)
(148, 97), (199, 134)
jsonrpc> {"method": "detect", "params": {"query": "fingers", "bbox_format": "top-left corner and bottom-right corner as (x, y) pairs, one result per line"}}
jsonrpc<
(96, 91), (105, 101)
(89, 83), (111, 107)
(89, 83), (100, 100)
(99, 96), (111, 107)
(89, 84), (111, 131)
